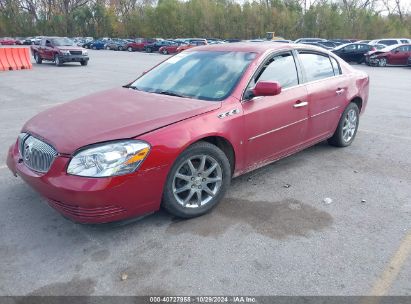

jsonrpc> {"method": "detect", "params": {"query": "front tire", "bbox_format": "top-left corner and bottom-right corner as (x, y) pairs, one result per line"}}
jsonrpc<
(34, 52), (42, 64)
(162, 142), (231, 218)
(80, 60), (88, 66)
(54, 54), (63, 66)
(162, 49), (168, 55)
(127, 46), (133, 52)
(328, 103), (359, 147)
(378, 57), (387, 67)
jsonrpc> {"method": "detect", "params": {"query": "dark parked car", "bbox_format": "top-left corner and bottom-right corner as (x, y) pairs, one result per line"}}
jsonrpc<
(301, 41), (337, 50)
(408, 56), (411, 66)
(365, 44), (411, 66)
(332, 43), (379, 64)
(89, 40), (106, 50)
(144, 40), (176, 53)
(7, 43), (369, 223)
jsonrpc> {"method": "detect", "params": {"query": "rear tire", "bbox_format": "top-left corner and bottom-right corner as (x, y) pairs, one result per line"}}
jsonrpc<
(162, 142), (231, 218)
(34, 52), (42, 64)
(328, 103), (359, 147)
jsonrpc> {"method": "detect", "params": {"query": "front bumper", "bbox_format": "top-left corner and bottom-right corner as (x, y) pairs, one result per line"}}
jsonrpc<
(59, 55), (89, 63)
(7, 141), (166, 223)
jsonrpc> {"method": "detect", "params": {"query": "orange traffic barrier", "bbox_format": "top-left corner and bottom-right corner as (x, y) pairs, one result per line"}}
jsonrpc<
(0, 47), (32, 71)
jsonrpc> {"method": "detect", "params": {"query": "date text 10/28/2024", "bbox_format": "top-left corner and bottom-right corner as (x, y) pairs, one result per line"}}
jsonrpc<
(149, 296), (257, 303)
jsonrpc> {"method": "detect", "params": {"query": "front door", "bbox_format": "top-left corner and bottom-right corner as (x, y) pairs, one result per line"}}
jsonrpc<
(243, 51), (309, 167)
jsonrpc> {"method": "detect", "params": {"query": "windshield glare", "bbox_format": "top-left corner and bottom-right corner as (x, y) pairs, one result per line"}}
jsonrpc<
(51, 38), (74, 46)
(130, 51), (256, 101)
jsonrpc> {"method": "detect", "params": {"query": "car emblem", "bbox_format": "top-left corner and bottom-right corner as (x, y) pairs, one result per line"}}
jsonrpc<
(24, 142), (32, 161)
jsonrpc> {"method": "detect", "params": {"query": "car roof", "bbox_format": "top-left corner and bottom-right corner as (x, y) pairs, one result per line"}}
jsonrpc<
(190, 41), (332, 55)
(189, 42), (297, 54)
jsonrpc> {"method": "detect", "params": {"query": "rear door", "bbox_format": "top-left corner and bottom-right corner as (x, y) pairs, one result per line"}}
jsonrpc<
(296, 51), (349, 141)
(242, 51), (309, 166)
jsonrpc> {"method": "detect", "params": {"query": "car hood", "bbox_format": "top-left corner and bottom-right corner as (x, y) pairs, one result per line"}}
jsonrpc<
(23, 88), (221, 154)
(55, 46), (84, 51)
(367, 51), (387, 57)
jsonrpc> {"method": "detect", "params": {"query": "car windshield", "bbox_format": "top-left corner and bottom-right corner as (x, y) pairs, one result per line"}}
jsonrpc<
(130, 51), (256, 101)
(51, 38), (74, 46)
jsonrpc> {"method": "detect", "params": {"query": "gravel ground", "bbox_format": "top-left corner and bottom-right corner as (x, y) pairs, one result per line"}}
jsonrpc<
(0, 49), (410, 296)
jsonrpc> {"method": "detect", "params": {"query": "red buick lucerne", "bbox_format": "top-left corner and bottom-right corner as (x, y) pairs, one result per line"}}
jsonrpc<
(7, 43), (369, 223)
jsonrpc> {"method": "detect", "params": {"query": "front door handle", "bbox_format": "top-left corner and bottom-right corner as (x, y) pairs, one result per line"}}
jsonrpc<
(336, 88), (345, 95)
(293, 101), (308, 108)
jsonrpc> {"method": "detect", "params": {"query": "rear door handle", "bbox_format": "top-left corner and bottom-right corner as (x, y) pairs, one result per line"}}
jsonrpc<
(336, 88), (345, 95)
(293, 101), (308, 108)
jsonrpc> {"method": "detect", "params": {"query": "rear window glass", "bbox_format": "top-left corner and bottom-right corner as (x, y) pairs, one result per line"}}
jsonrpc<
(299, 52), (335, 82)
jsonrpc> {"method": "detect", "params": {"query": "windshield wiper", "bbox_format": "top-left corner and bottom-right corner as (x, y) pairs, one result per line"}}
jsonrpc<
(155, 90), (188, 98)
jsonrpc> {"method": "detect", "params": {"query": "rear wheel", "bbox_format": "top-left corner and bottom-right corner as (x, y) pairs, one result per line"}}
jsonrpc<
(162, 142), (231, 218)
(34, 52), (42, 64)
(328, 103), (359, 147)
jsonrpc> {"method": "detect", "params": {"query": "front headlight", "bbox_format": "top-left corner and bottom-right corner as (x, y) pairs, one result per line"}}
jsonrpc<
(82, 50), (88, 55)
(67, 140), (150, 177)
(61, 50), (70, 55)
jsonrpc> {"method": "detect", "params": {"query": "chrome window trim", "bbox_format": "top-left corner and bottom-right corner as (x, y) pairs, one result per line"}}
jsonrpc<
(241, 48), (344, 103)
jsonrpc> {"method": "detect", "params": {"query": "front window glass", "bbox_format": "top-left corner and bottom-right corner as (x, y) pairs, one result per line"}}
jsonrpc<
(254, 52), (299, 89)
(130, 51), (256, 101)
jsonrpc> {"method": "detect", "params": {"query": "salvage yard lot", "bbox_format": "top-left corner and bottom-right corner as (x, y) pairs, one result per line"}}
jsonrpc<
(0, 49), (410, 296)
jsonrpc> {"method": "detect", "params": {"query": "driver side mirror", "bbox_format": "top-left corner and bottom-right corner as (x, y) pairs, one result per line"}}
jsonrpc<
(252, 81), (282, 97)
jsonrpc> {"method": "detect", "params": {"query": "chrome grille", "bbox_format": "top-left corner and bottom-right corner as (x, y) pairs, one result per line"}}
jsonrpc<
(69, 51), (82, 55)
(21, 135), (57, 173)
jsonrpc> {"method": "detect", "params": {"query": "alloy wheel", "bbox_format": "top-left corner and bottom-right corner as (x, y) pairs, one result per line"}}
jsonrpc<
(172, 155), (223, 208)
(342, 109), (357, 143)
(379, 58), (387, 67)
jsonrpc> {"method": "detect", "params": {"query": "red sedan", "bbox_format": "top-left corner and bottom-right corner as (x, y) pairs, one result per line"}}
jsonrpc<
(125, 38), (155, 52)
(0, 37), (17, 45)
(365, 44), (411, 66)
(158, 42), (181, 55)
(7, 43), (369, 223)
